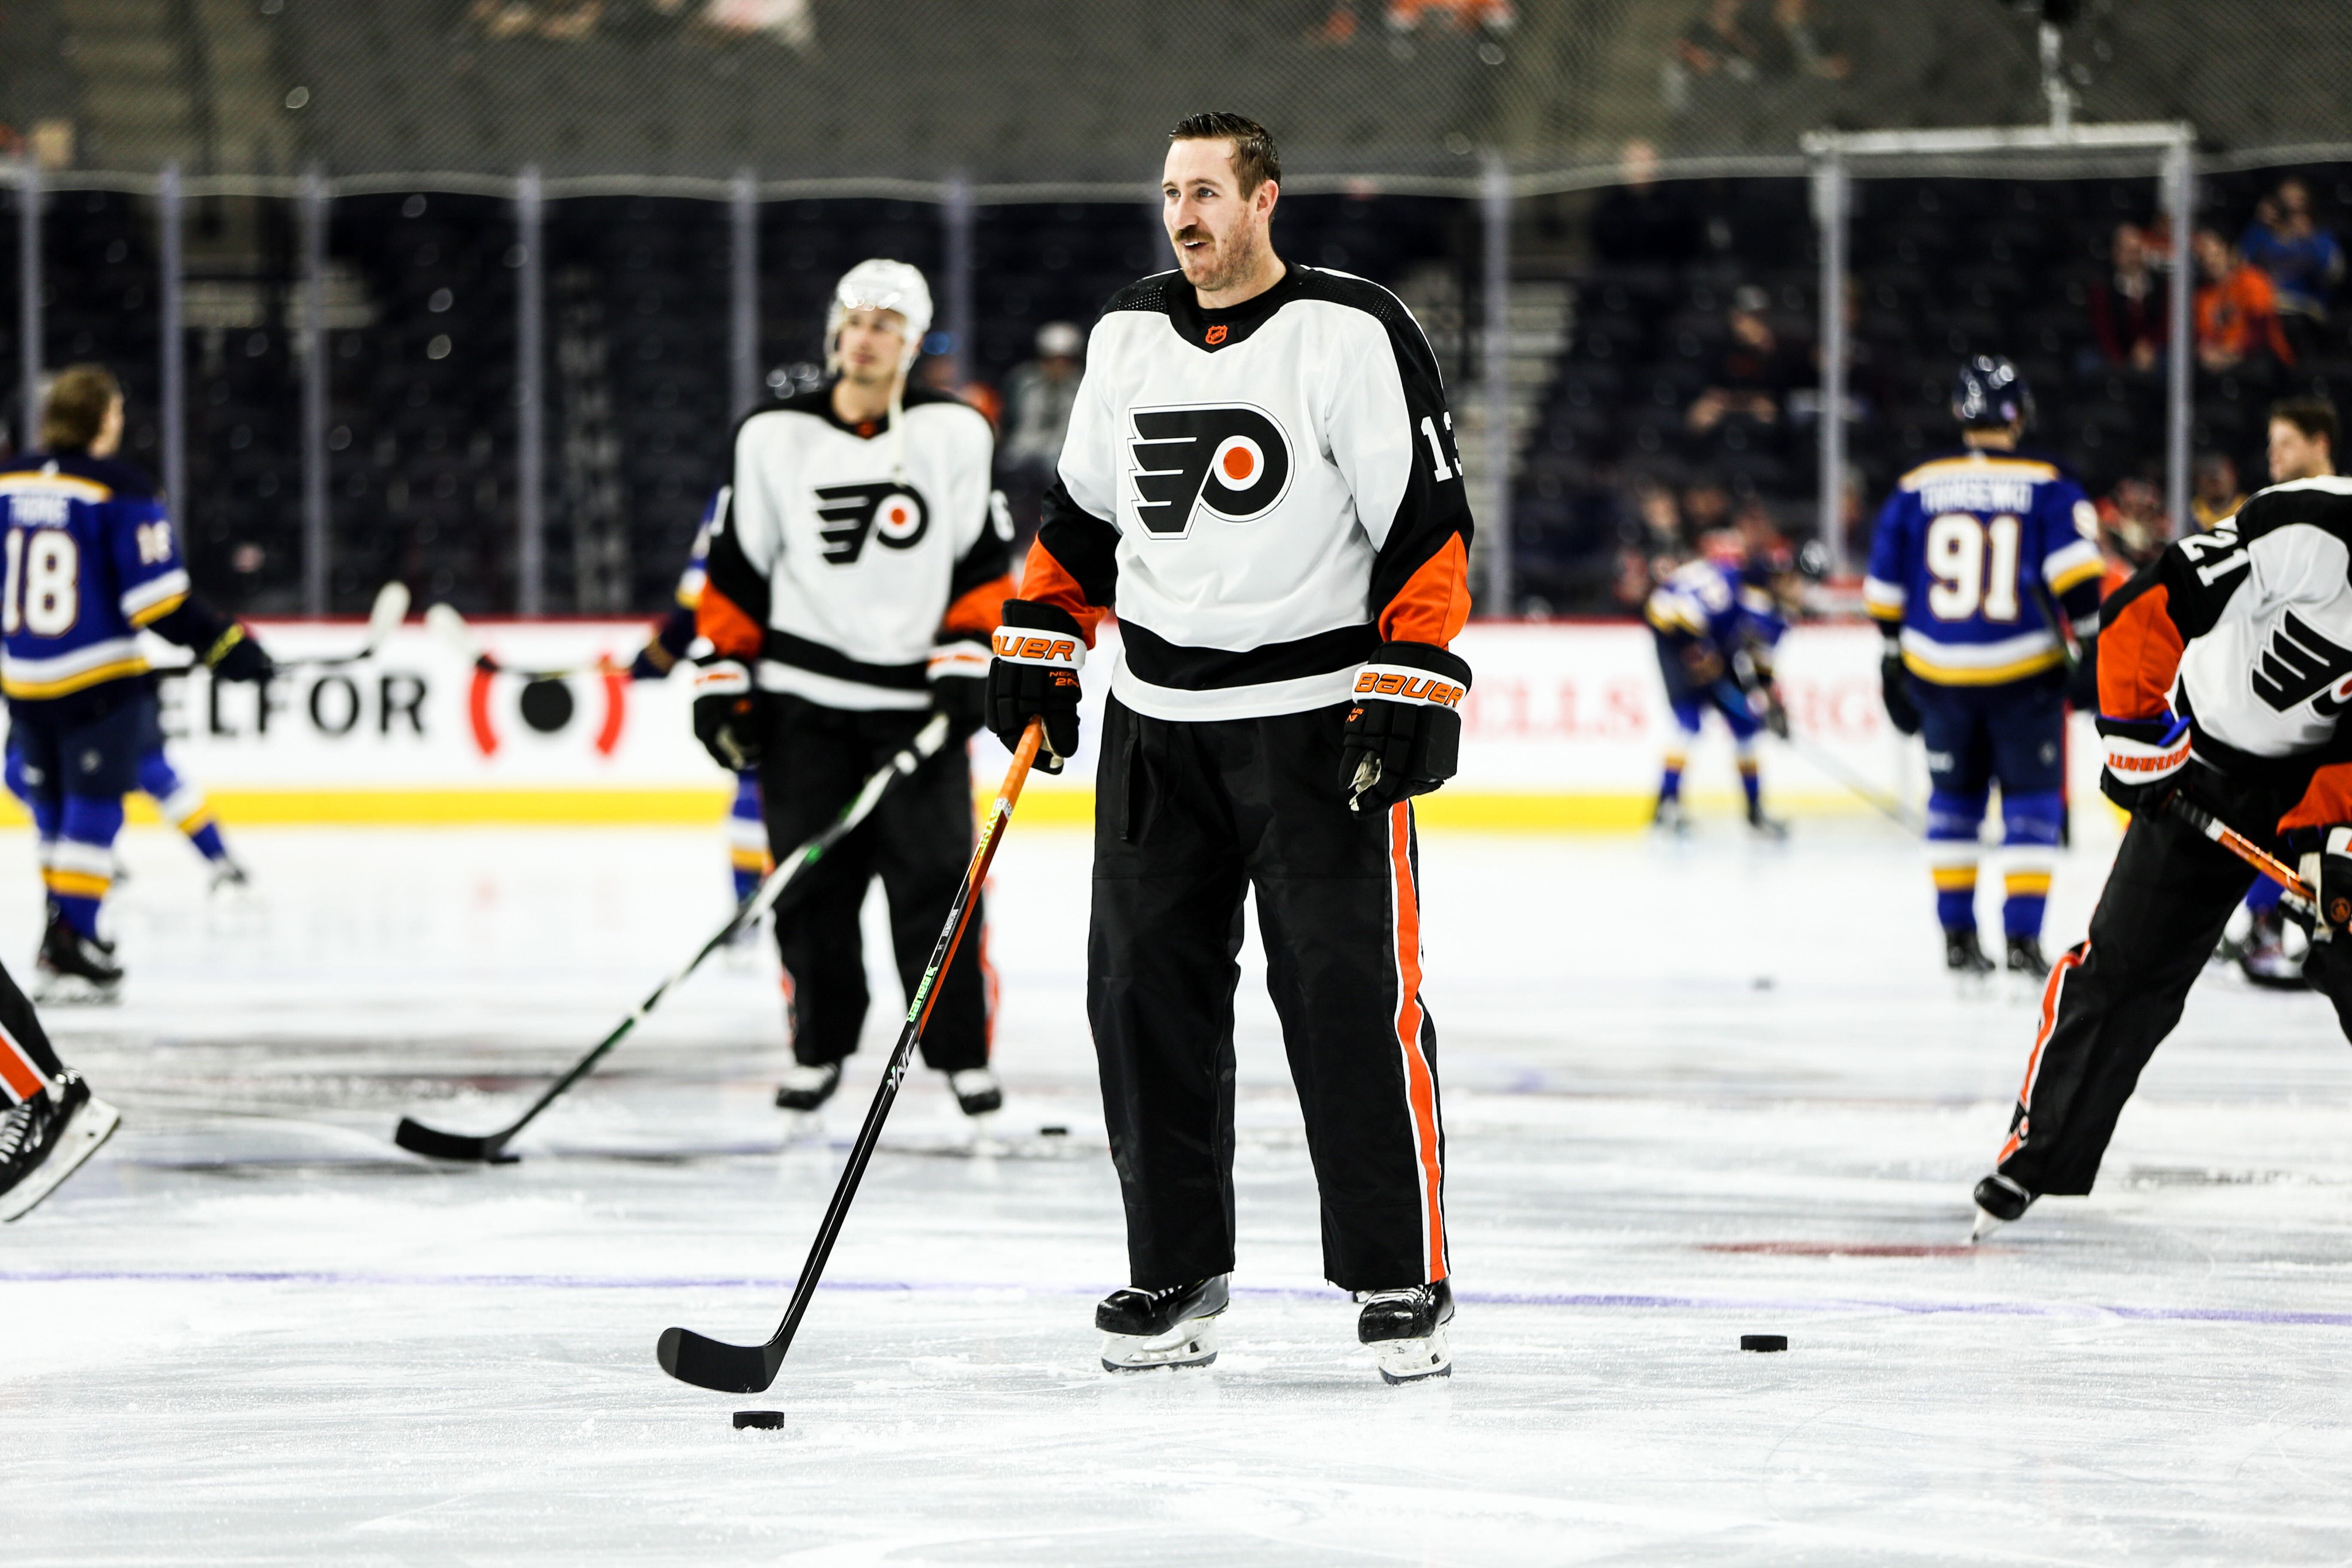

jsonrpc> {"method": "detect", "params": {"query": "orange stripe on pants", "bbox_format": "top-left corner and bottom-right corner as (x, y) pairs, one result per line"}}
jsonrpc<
(1998, 943), (2085, 1164)
(0, 1020), (49, 1104)
(1387, 802), (1446, 1283)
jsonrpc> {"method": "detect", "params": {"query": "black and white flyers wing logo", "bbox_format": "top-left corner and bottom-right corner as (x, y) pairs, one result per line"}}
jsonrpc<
(1128, 404), (1293, 537)
(2252, 610), (2352, 714)
(814, 482), (930, 564)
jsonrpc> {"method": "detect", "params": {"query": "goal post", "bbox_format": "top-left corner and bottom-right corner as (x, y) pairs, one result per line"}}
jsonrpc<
(1805, 122), (2196, 576)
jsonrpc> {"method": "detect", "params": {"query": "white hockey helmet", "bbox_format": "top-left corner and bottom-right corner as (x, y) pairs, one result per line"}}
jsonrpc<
(825, 258), (933, 374)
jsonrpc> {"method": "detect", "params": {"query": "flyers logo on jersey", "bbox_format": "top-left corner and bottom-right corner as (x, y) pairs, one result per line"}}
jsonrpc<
(814, 481), (930, 564)
(1128, 404), (1293, 537)
(2253, 610), (2352, 715)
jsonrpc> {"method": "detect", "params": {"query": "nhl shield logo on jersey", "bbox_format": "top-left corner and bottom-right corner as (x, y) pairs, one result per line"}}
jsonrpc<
(1126, 404), (1293, 537)
(814, 481), (931, 563)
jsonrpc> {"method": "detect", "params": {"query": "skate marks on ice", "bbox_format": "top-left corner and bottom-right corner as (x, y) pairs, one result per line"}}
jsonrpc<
(6, 827), (2352, 1561)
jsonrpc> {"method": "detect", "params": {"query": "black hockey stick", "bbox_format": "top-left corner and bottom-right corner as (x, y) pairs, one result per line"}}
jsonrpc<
(657, 717), (1045, 1394)
(393, 712), (954, 1164)
(2167, 792), (2320, 923)
(425, 602), (616, 682)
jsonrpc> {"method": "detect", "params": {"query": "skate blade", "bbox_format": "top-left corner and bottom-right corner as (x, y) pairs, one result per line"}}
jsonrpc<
(32, 973), (120, 1007)
(1968, 1205), (2006, 1243)
(1100, 1315), (1220, 1373)
(1372, 1325), (1453, 1385)
(0, 1094), (121, 1222)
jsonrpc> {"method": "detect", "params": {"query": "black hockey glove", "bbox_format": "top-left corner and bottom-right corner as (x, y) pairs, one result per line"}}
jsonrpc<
(2096, 712), (2191, 814)
(927, 637), (991, 743)
(691, 657), (767, 772)
(1341, 641), (1473, 814)
(204, 623), (274, 684)
(2300, 830), (2352, 1042)
(987, 600), (1085, 773)
(1880, 649), (1920, 737)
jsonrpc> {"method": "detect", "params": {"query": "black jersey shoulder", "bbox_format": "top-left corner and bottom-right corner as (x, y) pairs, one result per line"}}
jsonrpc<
(1, 450), (157, 501)
(1098, 271), (1182, 320)
(2228, 477), (2352, 549)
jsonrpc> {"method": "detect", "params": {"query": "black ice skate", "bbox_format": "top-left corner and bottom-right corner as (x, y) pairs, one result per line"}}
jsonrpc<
(0, 1071), (122, 1222)
(1357, 1279), (1454, 1384)
(1652, 797), (1690, 837)
(947, 1067), (1003, 1116)
(1944, 927), (1996, 978)
(2006, 934), (2051, 980)
(1745, 803), (1789, 841)
(1096, 1275), (1228, 1372)
(2238, 907), (2308, 990)
(34, 911), (122, 1005)
(1970, 1172), (2033, 1241)
(208, 858), (251, 895)
(773, 1060), (842, 1112)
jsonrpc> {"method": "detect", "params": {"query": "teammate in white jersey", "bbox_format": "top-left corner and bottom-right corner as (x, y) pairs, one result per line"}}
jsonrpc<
(988, 113), (1474, 1383)
(691, 261), (1016, 1119)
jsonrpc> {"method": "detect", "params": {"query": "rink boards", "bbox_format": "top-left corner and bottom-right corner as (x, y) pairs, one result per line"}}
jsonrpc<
(0, 617), (2100, 827)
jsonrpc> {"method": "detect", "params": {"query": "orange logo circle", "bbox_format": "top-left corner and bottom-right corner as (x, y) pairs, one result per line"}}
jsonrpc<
(1205, 324), (1229, 345)
(1222, 446), (1254, 481)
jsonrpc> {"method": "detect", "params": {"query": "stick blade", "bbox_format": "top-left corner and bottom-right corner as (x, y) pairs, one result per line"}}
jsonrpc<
(367, 580), (412, 645)
(423, 602), (480, 662)
(657, 1326), (780, 1393)
(393, 1116), (519, 1164)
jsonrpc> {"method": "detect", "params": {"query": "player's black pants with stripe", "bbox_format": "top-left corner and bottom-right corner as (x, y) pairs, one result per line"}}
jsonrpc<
(0, 957), (68, 1106)
(1089, 696), (1448, 1294)
(756, 696), (988, 1073)
(1995, 761), (2309, 1197)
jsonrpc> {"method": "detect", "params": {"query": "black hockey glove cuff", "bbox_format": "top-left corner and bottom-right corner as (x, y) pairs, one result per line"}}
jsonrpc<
(1341, 641), (1472, 814)
(1880, 651), (1920, 737)
(692, 658), (767, 772)
(987, 601), (1085, 774)
(2096, 712), (2191, 813)
(205, 623), (274, 684)
(928, 637), (991, 742)
(2064, 633), (2101, 711)
(2303, 828), (2352, 1040)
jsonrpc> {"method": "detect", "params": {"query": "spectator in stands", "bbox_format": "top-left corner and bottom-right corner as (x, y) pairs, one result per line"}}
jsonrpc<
(1688, 285), (1789, 436)
(2088, 222), (2167, 374)
(2095, 477), (2167, 589)
(1387, 0), (1515, 32)
(2191, 452), (2245, 529)
(2239, 177), (2343, 325)
(1674, 0), (1762, 84)
(1001, 322), (1084, 479)
(1758, 0), (1849, 80)
(1682, 477), (1733, 540)
(2194, 228), (2293, 373)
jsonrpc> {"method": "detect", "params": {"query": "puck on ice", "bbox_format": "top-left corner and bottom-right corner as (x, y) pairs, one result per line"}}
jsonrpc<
(1740, 1334), (1788, 1353)
(734, 1410), (784, 1430)
(1039, 1125), (1069, 1137)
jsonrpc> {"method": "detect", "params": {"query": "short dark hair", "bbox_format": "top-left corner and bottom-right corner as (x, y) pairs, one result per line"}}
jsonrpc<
(1168, 111), (1281, 195)
(40, 363), (121, 451)
(2272, 395), (2339, 451)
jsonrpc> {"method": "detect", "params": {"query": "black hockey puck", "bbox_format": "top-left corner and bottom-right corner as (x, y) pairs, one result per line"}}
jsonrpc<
(733, 1410), (784, 1430)
(1039, 1125), (1069, 1137)
(1740, 1334), (1788, 1353)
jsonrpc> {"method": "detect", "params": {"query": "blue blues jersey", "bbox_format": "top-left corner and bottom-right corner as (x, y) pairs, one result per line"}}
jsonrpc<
(1863, 450), (2103, 688)
(0, 451), (191, 702)
(1645, 557), (1787, 665)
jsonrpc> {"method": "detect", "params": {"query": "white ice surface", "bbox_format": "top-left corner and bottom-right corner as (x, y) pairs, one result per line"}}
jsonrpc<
(9, 805), (2352, 1565)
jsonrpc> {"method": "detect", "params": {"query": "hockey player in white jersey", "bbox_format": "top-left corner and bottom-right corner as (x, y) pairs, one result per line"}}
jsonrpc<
(988, 113), (1473, 1383)
(691, 261), (1015, 1119)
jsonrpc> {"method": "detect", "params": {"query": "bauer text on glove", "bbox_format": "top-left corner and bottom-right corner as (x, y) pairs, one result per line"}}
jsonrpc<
(1341, 641), (1472, 812)
(2096, 712), (2191, 812)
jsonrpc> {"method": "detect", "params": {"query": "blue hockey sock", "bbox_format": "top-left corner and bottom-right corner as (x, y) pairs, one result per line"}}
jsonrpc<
(1927, 786), (1988, 934)
(47, 795), (125, 940)
(2002, 790), (2065, 940)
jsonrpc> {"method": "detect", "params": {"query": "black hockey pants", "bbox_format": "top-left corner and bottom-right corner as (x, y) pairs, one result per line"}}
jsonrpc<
(756, 697), (988, 1073)
(1089, 697), (1447, 1294)
(1994, 762), (2310, 1197)
(0, 957), (67, 1105)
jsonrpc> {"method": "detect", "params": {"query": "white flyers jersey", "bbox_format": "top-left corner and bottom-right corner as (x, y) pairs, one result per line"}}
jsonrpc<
(714, 384), (1005, 711)
(1033, 266), (1475, 721)
(2104, 478), (2352, 761)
